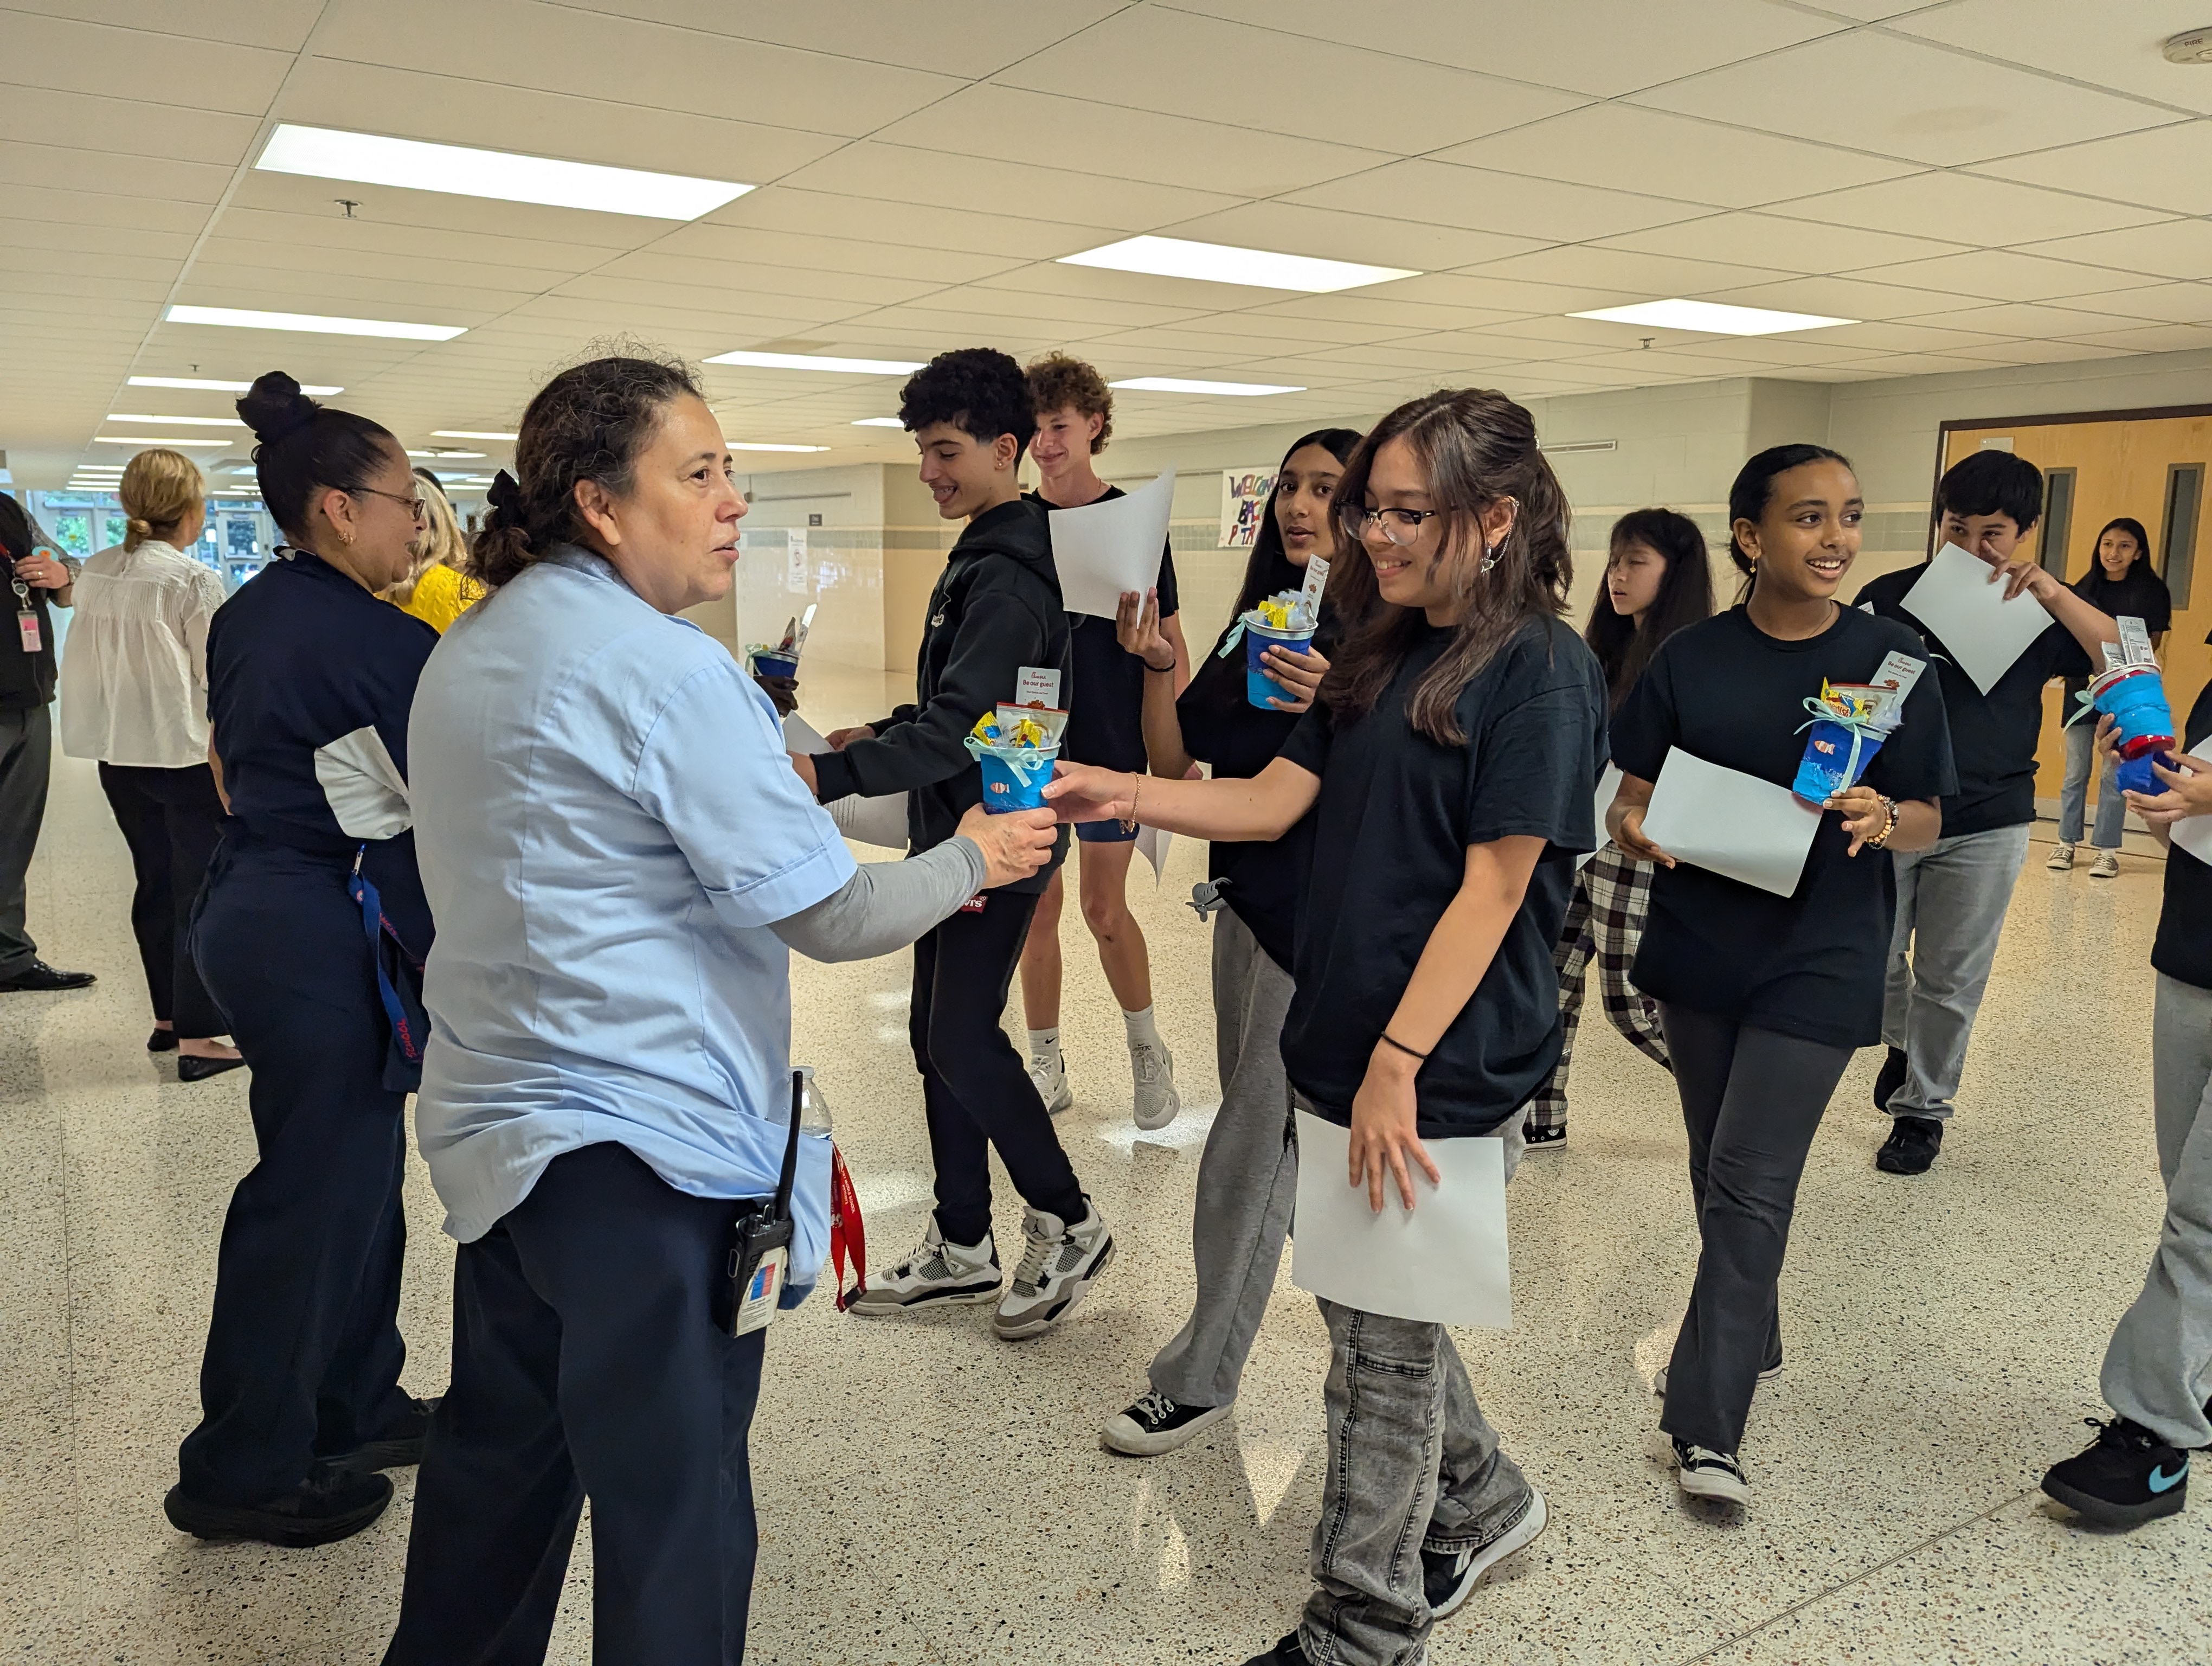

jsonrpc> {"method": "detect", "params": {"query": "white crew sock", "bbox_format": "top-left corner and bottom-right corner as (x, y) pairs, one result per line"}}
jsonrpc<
(1122, 1005), (1162, 1052)
(1027, 1027), (1062, 1063)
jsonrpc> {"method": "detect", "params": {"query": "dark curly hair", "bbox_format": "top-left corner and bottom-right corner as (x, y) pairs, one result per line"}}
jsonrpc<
(470, 353), (703, 589)
(235, 371), (400, 543)
(1024, 353), (1112, 452)
(898, 347), (1034, 458)
(1584, 508), (1714, 712)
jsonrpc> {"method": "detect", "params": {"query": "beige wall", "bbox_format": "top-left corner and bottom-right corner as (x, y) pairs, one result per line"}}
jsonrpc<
(733, 462), (887, 675)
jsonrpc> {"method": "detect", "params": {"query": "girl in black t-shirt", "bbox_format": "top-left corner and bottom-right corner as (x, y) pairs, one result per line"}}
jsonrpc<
(1051, 390), (1607, 1666)
(1093, 427), (1360, 1459)
(2053, 517), (2171, 869)
(1609, 445), (1954, 1510)
(1525, 508), (1714, 1148)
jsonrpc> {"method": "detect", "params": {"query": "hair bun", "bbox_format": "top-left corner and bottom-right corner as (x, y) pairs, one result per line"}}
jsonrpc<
(235, 370), (319, 444)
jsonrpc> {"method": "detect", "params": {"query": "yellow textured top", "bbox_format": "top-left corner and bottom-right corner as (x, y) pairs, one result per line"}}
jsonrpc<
(397, 561), (485, 635)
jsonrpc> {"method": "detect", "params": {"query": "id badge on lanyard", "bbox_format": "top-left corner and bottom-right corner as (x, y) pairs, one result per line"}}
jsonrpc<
(13, 582), (38, 655)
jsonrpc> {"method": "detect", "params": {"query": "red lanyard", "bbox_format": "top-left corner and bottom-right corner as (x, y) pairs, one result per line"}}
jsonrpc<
(829, 1144), (868, 1312)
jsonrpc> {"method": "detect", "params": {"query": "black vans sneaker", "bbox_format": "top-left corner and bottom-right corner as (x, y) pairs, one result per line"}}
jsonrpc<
(1100, 1388), (1232, 1456)
(1876, 1115), (1942, 1175)
(2042, 1417), (2190, 1529)
(1671, 1438), (1751, 1506)
(164, 1465), (394, 1548)
(1422, 1488), (1548, 1620)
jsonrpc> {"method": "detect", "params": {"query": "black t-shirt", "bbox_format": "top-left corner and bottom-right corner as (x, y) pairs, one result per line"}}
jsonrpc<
(2062, 564), (2172, 709)
(1177, 559), (1340, 972)
(1611, 605), (1956, 1049)
(1857, 563), (2088, 837)
(0, 580), (57, 711)
(1277, 617), (1609, 1136)
(1027, 486), (1178, 772)
(2152, 677), (2212, 992)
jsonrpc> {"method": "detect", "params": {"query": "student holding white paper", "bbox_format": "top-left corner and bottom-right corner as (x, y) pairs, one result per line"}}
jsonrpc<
(1095, 427), (1361, 1458)
(1050, 390), (1607, 1666)
(1525, 508), (1713, 1148)
(1017, 355), (1189, 1131)
(1610, 444), (1954, 1509)
(1856, 450), (2118, 1175)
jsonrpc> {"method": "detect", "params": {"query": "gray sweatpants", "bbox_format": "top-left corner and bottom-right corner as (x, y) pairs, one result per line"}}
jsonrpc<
(2101, 972), (2212, 1450)
(1882, 822), (2031, 1122)
(1148, 906), (1298, 1408)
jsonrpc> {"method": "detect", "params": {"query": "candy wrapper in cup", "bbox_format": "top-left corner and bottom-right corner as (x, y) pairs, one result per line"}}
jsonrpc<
(964, 712), (1059, 812)
(997, 702), (1068, 745)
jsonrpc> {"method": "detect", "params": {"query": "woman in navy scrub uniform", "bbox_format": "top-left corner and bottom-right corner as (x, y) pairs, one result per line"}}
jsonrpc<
(164, 373), (442, 1549)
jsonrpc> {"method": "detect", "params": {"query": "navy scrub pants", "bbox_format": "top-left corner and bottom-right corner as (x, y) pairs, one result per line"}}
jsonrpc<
(176, 837), (414, 1504)
(385, 1142), (767, 1666)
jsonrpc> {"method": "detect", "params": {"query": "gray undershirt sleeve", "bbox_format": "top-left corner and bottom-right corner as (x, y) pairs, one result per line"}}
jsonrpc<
(769, 835), (988, 963)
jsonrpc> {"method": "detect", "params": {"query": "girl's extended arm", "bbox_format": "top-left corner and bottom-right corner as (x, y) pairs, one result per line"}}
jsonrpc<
(1351, 835), (1547, 1213)
(1045, 754), (1320, 843)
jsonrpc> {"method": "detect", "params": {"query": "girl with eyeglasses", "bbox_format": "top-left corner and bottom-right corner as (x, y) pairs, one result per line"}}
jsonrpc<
(1051, 389), (1606, 1666)
(163, 373), (444, 1550)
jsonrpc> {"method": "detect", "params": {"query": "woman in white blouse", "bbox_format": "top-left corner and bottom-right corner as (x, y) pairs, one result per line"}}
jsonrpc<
(59, 448), (241, 1079)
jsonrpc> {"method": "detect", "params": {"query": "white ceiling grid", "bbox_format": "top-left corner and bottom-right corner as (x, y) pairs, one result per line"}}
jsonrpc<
(6, 0), (2212, 484)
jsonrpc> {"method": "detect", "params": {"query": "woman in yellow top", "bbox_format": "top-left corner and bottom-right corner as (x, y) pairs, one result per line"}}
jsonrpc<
(384, 470), (484, 633)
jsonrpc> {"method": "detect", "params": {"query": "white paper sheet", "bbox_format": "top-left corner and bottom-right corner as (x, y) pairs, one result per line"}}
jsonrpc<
(785, 712), (910, 850)
(1048, 469), (1175, 620)
(1136, 823), (1172, 881)
(1641, 747), (1821, 899)
(1899, 542), (2057, 695)
(1577, 763), (1624, 872)
(2168, 734), (2212, 867)
(1290, 1111), (1512, 1330)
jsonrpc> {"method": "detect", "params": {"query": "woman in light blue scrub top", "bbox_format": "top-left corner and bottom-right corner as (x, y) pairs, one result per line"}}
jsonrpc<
(383, 355), (1056, 1666)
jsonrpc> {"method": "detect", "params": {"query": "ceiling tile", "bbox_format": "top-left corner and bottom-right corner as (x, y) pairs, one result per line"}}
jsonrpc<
(1891, 0), (2212, 117)
(0, 84), (259, 169)
(1770, 170), (2170, 242)
(994, 7), (1585, 156)
(2058, 322), (2212, 354)
(1238, 294), (1532, 334)
(214, 207), (610, 279)
(226, 170), (660, 249)
(1158, 201), (1544, 274)
(567, 256), (939, 311)
(549, 0), (1122, 78)
(1284, 161), (1704, 245)
(723, 187), (1117, 262)
(1697, 272), (1994, 322)
(1431, 104), (1917, 209)
(2, 0), (323, 49)
(1887, 300), (2155, 338)
(652, 223), (1020, 287)
(2014, 219), (2212, 281)
(1843, 250), (2161, 305)
(0, 10), (294, 114)
(1973, 122), (2212, 216)
(1936, 337), (2132, 365)
(2050, 283), (2212, 325)
(0, 142), (233, 206)
(1600, 212), (1969, 275)
(1459, 245), (1798, 299)
(776, 143), (1245, 236)
(1631, 30), (2179, 166)
(1159, 0), (1839, 98)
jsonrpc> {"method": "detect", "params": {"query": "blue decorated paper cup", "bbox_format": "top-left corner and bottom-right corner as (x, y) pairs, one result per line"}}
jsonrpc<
(975, 741), (1059, 812)
(1791, 719), (1885, 802)
(1242, 615), (1315, 709)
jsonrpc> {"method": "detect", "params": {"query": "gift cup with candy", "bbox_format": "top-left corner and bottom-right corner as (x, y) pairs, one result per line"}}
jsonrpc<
(1792, 679), (1904, 803)
(1218, 589), (1319, 709)
(2080, 663), (2178, 794)
(963, 710), (1059, 812)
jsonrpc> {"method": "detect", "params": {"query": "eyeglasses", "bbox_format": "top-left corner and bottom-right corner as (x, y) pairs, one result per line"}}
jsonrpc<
(352, 485), (428, 527)
(1341, 504), (1442, 548)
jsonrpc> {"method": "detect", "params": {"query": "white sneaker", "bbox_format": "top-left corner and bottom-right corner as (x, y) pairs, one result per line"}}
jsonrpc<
(993, 1201), (1114, 1339)
(1130, 1039), (1180, 1131)
(847, 1221), (1001, 1316)
(2046, 841), (2075, 871)
(1670, 1438), (1752, 1506)
(1028, 1048), (1073, 1116)
(2091, 849), (2120, 879)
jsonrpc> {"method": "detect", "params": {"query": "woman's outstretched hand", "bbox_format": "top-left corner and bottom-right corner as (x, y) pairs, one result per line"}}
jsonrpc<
(1348, 1045), (1440, 1213)
(1043, 762), (1140, 824)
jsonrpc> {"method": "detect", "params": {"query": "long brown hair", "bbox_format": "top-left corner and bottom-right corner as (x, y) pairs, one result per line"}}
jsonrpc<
(1323, 389), (1572, 745)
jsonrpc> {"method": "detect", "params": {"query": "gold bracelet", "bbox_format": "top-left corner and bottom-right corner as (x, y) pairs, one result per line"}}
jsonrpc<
(1122, 771), (1142, 833)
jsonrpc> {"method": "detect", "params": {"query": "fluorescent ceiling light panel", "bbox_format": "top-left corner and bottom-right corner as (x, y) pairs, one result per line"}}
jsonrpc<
(406, 449), (485, 459)
(95, 435), (228, 446)
(726, 443), (829, 453)
(167, 305), (466, 342)
(432, 430), (517, 441)
(1568, 298), (1853, 336)
(1060, 235), (1416, 293)
(705, 350), (923, 375)
(1108, 377), (1306, 396)
(130, 375), (344, 394)
(107, 413), (245, 426)
(851, 416), (905, 428)
(257, 125), (751, 222)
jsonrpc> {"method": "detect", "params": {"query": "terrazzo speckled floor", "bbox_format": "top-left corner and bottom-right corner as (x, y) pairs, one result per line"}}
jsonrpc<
(3, 664), (2206, 1664)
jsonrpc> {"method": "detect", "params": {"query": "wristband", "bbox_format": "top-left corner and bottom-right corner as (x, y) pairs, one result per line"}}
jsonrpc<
(1379, 1031), (1429, 1063)
(1143, 657), (1176, 674)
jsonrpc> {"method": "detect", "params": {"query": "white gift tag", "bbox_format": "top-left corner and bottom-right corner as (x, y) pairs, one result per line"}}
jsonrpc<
(1296, 553), (1329, 620)
(2118, 615), (2156, 668)
(1016, 665), (1063, 708)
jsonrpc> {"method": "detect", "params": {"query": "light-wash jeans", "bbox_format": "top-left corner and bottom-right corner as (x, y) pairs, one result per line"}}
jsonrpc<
(2057, 716), (2127, 849)
(1882, 823), (2033, 1122)
(2101, 972), (2212, 1451)
(1297, 1111), (1534, 1666)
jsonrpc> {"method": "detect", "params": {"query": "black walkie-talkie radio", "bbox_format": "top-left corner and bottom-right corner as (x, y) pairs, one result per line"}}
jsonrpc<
(722, 1070), (802, 1337)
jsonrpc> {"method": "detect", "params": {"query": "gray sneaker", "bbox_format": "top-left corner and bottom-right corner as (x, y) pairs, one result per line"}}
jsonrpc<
(847, 1221), (1001, 1316)
(2091, 849), (2120, 879)
(2046, 840), (2075, 871)
(993, 1201), (1114, 1339)
(1130, 1039), (1180, 1131)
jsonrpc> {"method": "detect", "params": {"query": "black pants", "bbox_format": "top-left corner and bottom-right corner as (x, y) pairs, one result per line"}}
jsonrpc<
(911, 889), (1084, 1246)
(177, 837), (413, 1503)
(1656, 1004), (1851, 1456)
(0, 703), (52, 976)
(98, 761), (227, 1037)
(385, 1143), (768, 1666)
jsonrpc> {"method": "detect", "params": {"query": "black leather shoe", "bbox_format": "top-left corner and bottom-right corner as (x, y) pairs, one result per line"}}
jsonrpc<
(1876, 1115), (1943, 1175)
(163, 1466), (393, 1548)
(329, 1395), (441, 1472)
(177, 1053), (247, 1082)
(1872, 1045), (1907, 1111)
(147, 1028), (178, 1052)
(0, 960), (95, 992)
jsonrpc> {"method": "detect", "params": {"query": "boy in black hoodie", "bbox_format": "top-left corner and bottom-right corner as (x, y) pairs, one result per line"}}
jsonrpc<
(800, 348), (1113, 1340)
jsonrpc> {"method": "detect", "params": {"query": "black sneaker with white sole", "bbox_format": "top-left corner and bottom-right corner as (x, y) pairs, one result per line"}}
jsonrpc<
(1101, 1388), (1232, 1456)
(1422, 1487), (1548, 1621)
(1876, 1114), (1943, 1174)
(1671, 1438), (1751, 1506)
(2042, 1417), (2190, 1529)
